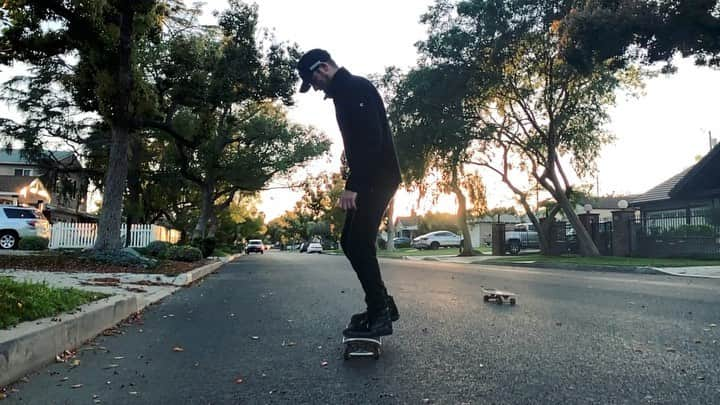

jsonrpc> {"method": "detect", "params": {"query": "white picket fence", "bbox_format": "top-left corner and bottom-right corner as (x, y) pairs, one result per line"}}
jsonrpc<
(49, 223), (182, 249)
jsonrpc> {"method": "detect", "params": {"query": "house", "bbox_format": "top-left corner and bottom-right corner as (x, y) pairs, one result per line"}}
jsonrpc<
(393, 216), (420, 239)
(0, 149), (95, 223)
(466, 214), (524, 248)
(630, 144), (720, 219)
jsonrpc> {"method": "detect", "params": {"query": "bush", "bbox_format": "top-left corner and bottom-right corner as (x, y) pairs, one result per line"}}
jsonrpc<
(84, 250), (157, 268)
(166, 245), (203, 262)
(146, 241), (173, 258)
(18, 236), (49, 251)
(191, 237), (216, 258)
(662, 225), (715, 238)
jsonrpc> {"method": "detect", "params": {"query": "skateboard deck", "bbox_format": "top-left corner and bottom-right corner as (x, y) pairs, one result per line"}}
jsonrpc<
(482, 288), (517, 305)
(342, 337), (382, 360)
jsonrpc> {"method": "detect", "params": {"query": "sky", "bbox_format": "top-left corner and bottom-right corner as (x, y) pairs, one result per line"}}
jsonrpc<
(2, 1), (719, 221)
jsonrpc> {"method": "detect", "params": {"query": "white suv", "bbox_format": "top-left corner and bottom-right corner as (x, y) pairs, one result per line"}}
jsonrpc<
(412, 231), (462, 250)
(0, 206), (51, 249)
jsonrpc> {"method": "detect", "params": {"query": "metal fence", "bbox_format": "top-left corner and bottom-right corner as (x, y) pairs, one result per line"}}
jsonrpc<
(633, 212), (720, 258)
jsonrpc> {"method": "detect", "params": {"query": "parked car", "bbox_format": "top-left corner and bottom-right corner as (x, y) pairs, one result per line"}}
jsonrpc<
(306, 242), (323, 254)
(505, 223), (540, 255)
(393, 236), (411, 248)
(245, 239), (265, 254)
(299, 242), (308, 252)
(412, 231), (462, 250)
(0, 206), (50, 249)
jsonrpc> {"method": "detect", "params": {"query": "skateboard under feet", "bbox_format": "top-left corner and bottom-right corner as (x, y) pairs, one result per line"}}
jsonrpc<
(482, 288), (517, 305)
(342, 337), (382, 360)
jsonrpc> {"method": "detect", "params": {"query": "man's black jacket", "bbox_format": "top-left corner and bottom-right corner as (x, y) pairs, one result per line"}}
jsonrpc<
(328, 68), (402, 194)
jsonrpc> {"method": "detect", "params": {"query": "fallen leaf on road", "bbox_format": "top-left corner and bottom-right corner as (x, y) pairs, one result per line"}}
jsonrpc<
(321, 361), (328, 367)
(172, 346), (184, 352)
(71, 384), (83, 389)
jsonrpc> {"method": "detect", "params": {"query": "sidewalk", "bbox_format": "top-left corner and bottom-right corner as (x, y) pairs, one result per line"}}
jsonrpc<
(400, 254), (720, 279)
(0, 254), (240, 387)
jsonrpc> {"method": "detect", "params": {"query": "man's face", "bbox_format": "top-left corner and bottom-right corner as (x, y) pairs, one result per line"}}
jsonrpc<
(309, 63), (333, 92)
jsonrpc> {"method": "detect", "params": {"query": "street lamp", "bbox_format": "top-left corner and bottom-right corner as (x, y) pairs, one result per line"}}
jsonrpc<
(583, 203), (593, 214)
(617, 200), (628, 209)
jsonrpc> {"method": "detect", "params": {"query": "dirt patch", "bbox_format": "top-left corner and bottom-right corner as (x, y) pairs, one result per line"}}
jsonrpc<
(0, 252), (214, 276)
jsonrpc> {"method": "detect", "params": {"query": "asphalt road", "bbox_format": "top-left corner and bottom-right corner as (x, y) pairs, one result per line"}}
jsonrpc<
(5, 251), (720, 404)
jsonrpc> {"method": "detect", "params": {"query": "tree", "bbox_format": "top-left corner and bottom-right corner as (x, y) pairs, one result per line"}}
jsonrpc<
(142, 2), (330, 242)
(0, 0), (172, 252)
(414, 0), (642, 256)
(557, 0), (720, 71)
(384, 66), (486, 256)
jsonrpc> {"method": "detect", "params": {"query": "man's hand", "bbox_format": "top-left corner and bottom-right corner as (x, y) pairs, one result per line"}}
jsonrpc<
(338, 190), (358, 210)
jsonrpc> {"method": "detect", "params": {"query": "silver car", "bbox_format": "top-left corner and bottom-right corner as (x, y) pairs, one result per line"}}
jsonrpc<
(412, 231), (462, 250)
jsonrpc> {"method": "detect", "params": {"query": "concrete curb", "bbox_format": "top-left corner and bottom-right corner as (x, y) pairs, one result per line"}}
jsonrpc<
(171, 254), (240, 286)
(476, 261), (666, 275)
(0, 254), (240, 387)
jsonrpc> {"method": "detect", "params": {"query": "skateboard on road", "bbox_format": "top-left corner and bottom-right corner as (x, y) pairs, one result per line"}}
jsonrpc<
(342, 337), (382, 360)
(482, 288), (517, 305)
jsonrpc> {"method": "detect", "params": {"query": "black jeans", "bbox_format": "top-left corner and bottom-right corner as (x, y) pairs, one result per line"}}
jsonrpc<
(340, 186), (396, 314)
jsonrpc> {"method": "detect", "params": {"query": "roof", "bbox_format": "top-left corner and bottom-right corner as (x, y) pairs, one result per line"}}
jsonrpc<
(0, 149), (75, 165)
(0, 176), (40, 192)
(670, 143), (720, 199)
(394, 216), (419, 227)
(630, 167), (692, 205)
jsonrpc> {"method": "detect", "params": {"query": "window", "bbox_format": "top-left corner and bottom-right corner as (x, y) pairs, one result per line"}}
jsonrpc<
(13, 168), (32, 176)
(3, 208), (40, 219)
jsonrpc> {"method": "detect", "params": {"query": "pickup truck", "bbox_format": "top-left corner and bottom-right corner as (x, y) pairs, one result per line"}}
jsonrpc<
(505, 223), (540, 255)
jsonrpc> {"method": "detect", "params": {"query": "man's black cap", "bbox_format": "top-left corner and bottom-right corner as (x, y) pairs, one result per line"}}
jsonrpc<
(297, 48), (331, 93)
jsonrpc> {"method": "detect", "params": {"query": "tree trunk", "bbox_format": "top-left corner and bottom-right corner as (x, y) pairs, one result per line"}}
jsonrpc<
(386, 197), (395, 252)
(93, 7), (135, 253)
(95, 125), (131, 251)
(192, 183), (214, 240)
(548, 171), (600, 256)
(125, 135), (143, 247)
(452, 178), (474, 257)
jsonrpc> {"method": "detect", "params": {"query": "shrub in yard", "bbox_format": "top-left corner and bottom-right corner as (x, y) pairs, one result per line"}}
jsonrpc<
(166, 245), (203, 262)
(145, 241), (173, 258)
(84, 250), (157, 268)
(18, 236), (49, 251)
(191, 237), (216, 258)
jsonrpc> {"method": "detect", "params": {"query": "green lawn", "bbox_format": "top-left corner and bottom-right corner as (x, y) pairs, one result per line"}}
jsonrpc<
(483, 254), (720, 268)
(0, 277), (109, 329)
(325, 247), (490, 258)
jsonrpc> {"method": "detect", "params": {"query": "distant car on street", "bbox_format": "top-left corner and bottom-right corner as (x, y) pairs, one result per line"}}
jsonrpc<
(245, 239), (265, 254)
(306, 242), (323, 254)
(412, 231), (462, 250)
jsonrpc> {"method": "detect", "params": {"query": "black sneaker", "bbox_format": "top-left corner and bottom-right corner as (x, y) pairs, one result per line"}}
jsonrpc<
(348, 295), (399, 327)
(387, 295), (399, 322)
(342, 307), (392, 338)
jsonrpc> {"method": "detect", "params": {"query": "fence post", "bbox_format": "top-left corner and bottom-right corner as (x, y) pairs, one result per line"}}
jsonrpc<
(612, 209), (636, 257)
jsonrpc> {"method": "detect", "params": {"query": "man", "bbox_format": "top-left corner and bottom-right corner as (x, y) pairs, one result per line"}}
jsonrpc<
(297, 49), (401, 338)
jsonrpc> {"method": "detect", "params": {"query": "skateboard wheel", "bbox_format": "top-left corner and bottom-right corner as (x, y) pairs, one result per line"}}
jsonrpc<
(509, 298), (516, 305)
